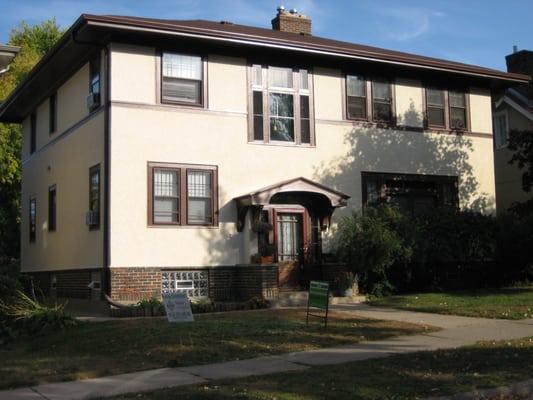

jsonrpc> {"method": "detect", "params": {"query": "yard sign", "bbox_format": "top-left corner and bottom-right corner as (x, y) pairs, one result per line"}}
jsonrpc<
(162, 291), (194, 322)
(306, 280), (330, 328)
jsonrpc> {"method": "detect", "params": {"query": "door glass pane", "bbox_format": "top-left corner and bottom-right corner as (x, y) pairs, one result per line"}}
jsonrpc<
(277, 214), (301, 261)
(269, 67), (293, 88)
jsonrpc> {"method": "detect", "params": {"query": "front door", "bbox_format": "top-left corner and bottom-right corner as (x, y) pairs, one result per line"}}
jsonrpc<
(276, 212), (304, 287)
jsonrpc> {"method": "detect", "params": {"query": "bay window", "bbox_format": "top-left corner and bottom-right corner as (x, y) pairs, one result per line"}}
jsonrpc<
(250, 65), (313, 145)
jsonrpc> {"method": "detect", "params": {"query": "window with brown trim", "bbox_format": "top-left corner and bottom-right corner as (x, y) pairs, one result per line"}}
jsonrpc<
(29, 196), (36, 243)
(425, 88), (446, 128)
(48, 185), (56, 232)
(362, 172), (458, 216)
(372, 80), (393, 123)
(89, 54), (101, 111)
(250, 65), (313, 145)
(89, 165), (100, 229)
(148, 162), (218, 227)
(49, 92), (57, 134)
(346, 75), (367, 119)
(30, 112), (36, 154)
(161, 53), (204, 106)
(449, 91), (467, 130)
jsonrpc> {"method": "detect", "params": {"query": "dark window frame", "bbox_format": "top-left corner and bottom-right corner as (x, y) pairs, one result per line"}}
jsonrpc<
(89, 53), (101, 112)
(160, 51), (207, 108)
(371, 79), (394, 124)
(30, 112), (36, 154)
(448, 90), (469, 131)
(345, 74), (369, 121)
(148, 162), (218, 228)
(89, 164), (101, 230)
(48, 185), (56, 232)
(49, 92), (57, 134)
(424, 87), (447, 129)
(248, 64), (315, 146)
(361, 171), (459, 212)
(29, 196), (36, 243)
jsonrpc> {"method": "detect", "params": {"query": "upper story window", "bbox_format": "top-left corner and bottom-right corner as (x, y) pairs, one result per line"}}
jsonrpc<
(494, 112), (508, 149)
(49, 92), (57, 134)
(148, 162), (218, 227)
(250, 65), (313, 145)
(162, 53), (204, 106)
(449, 91), (467, 130)
(345, 75), (394, 124)
(29, 196), (36, 243)
(30, 112), (36, 154)
(88, 54), (101, 111)
(426, 88), (446, 128)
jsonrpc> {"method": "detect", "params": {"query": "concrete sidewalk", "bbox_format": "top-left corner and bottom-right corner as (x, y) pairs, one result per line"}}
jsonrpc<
(2, 304), (533, 400)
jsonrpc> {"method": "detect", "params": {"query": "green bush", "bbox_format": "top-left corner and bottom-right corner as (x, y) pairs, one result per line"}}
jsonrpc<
(190, 298), (216, 314)
(246, 296), (270, 310)
(0, 290), (78, 342)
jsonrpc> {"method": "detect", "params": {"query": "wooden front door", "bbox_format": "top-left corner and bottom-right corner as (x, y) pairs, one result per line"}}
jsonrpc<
(276, 212), (304, 288)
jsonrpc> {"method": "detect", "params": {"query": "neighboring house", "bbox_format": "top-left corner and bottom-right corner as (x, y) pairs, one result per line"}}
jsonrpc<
(493, 49), (533, 213)
(0, 44), (20, 75)
(0, 9), (529, 303)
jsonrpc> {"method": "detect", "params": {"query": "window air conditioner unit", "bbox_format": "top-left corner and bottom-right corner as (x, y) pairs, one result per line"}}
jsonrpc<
(86, 92), (100, 110)
(85, 210), (99, 227)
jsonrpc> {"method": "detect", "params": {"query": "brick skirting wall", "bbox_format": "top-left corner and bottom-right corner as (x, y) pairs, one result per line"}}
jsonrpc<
(109, 265), (279, 302)
(28, 269), (98, 299)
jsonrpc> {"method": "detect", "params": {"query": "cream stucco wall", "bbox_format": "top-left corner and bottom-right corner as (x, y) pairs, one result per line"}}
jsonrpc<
(20, 50), (106, 272)
(109, 46), (496, 269)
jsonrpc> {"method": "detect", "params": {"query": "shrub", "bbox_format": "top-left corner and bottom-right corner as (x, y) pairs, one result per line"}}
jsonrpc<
(136, 297), (165, 316)
(246, 296), (270, 310)
(0, 290), (78, 342)
(190, 298), (216, 314)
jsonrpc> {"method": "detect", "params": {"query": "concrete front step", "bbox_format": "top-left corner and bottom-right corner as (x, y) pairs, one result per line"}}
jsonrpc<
(271, 291), (366, 308)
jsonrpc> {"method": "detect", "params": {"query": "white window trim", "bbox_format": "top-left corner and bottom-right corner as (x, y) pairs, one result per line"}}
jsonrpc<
(493, 110), (509, 150)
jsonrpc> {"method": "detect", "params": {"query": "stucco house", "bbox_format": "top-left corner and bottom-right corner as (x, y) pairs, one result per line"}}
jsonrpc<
(493, 49), (533, 213)
(0, 9), (529, 304)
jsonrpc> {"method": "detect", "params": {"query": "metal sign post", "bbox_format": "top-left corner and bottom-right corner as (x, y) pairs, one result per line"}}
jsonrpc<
(306, 280), (330, 328)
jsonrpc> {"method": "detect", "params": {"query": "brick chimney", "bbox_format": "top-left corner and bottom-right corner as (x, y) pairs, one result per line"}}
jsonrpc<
(271, 6), (311, 35)
(505, 48), (533, 101)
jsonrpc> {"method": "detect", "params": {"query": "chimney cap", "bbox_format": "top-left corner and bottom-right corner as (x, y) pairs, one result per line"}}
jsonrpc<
(513, 45), (518, 53)
(290, 8), (298, 14)
(277, 5), (285, 12)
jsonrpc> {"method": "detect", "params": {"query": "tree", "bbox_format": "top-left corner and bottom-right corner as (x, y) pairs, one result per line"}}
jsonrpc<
(508, 129), (533, 216)
(0, 19), (63, 261)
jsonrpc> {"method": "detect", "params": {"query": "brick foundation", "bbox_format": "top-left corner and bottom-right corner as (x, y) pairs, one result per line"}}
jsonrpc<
(109, 265), (279, 302)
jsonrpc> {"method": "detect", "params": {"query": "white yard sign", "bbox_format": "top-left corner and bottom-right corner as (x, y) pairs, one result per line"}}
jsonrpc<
(162, 292), (194, 322)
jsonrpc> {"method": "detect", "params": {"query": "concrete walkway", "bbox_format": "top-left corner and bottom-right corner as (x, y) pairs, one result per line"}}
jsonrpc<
(2, 304), (533, 400)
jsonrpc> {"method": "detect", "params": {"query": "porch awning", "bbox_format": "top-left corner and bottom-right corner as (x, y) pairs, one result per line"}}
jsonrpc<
(234, 177), (350, 231)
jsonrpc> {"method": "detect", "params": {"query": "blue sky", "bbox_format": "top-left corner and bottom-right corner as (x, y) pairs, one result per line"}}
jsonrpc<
(1, 0), (531, 71)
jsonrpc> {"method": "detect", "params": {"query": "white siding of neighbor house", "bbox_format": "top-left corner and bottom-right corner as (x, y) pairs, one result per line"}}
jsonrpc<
(107, 43), (496, 269)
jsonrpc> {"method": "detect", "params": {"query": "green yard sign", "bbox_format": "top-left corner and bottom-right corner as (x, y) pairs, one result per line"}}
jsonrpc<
(307, 281), (330, 328)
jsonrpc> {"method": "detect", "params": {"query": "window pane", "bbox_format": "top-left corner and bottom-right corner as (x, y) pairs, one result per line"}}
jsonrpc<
(162, 77), (201, 104)
(188, 171), (212, 224)
(270, 118), (294, 142)
(372, 80), (391, 100)
(449, 91), (465, 108)
(300, 69), (309, 90)
(253, 91), (263, 115)
(254, 116), (264, 141)
(494, 115), (508, 148)
(300, 95), (310, 144)
(373, 102), (392, 122)
(300, 95), (309, 119)
(48, 187), (56, 232)
(252, 65), (262, 86)
(269, 93), (293, 117)
(347, 75), (366, 97)
(347, 96), (366, 119)
(450, 107), (466, 129)
(301, 119), (310, 144)
(90, 169), (100, 213)
(428, 107), (445, 126)
(154, 198), (179, 223)
(154, 170), (179, 197)
(163, 53), (202, 80)
(426, 88), (444, 106)
(269, 67), (293, 88)
(30, 198), (36, 242)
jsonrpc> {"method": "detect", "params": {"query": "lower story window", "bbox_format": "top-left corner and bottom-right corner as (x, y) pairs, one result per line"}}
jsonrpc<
(161, 270), (208, 298)
(362, 172), (458, 216)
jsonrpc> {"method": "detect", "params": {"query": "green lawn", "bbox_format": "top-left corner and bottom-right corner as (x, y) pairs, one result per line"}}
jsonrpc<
(0, 309), (432, 390)
(108, 337), (533, 400)
(368, 288), (533, 319)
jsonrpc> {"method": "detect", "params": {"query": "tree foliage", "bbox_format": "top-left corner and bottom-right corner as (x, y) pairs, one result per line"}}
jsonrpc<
(0, 19), (63, 260)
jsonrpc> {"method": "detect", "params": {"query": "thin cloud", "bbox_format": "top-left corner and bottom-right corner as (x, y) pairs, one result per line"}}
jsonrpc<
(374, 7), (446, 42)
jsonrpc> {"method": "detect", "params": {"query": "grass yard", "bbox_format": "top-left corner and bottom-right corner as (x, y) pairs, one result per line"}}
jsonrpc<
(368, 288), (533, 319)
(109, 336), (533, 400)
(0, 309), (432, 390)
